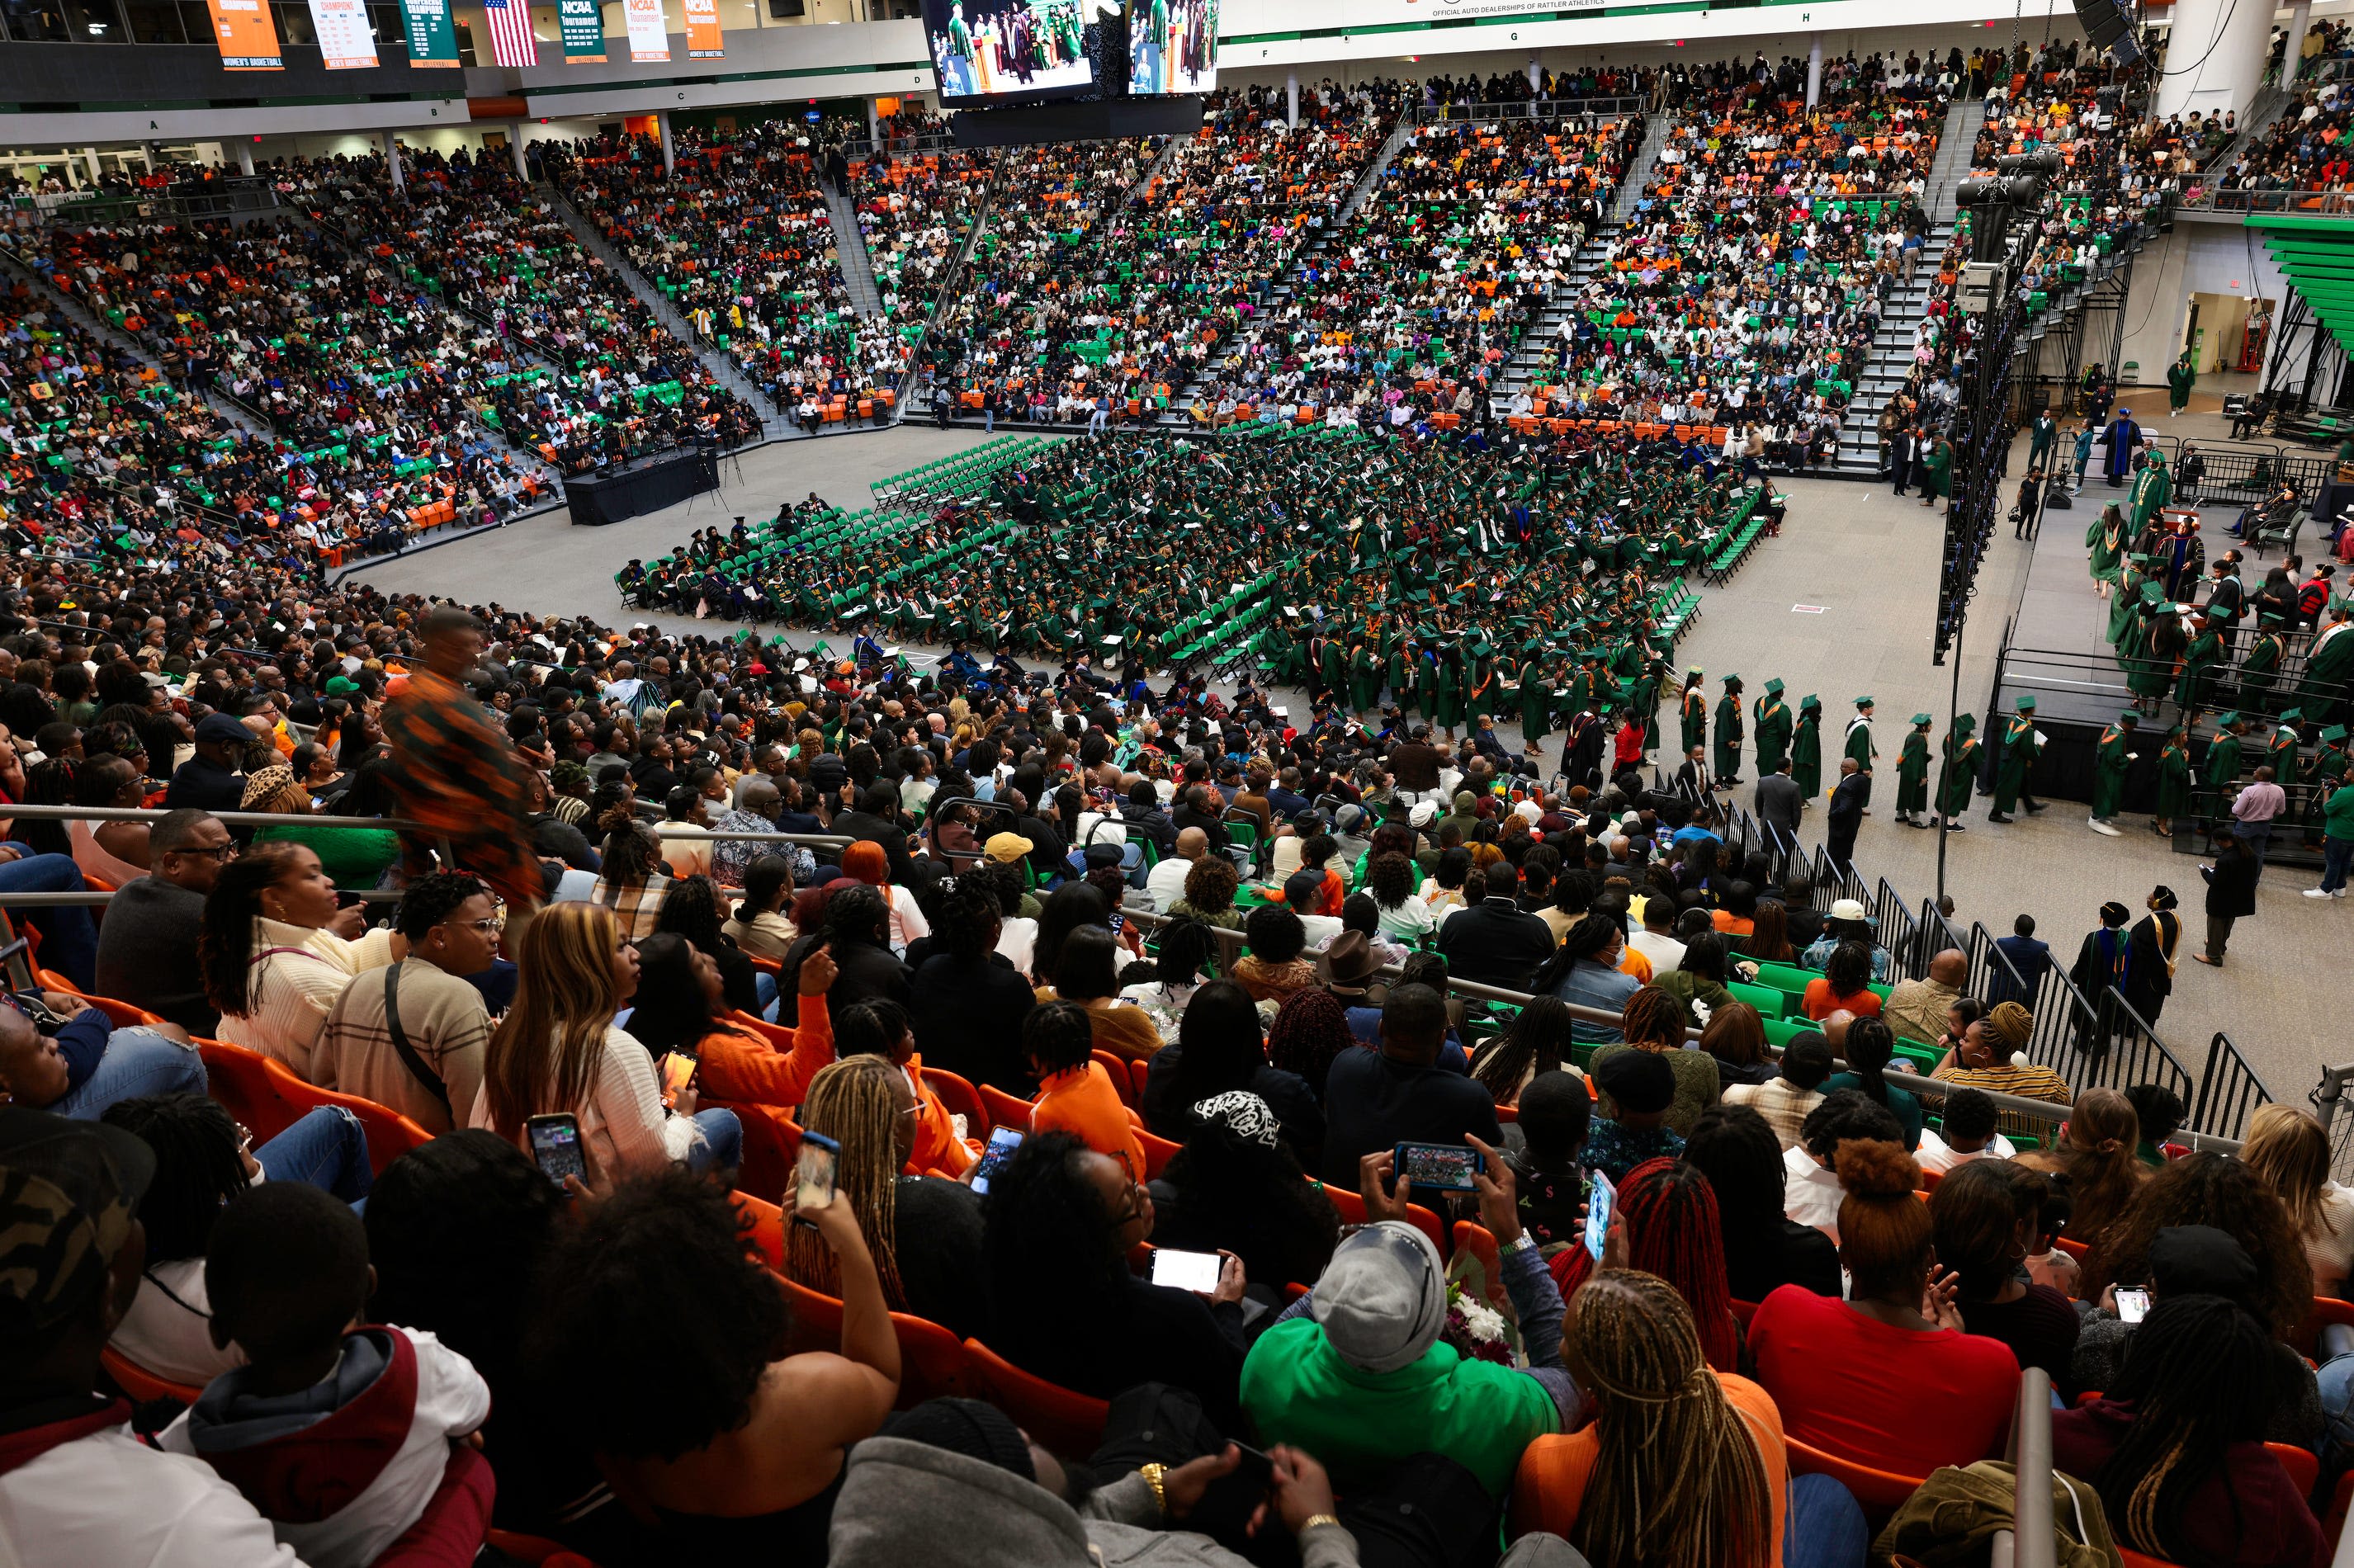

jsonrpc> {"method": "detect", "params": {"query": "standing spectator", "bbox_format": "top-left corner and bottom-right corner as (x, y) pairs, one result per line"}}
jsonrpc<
(2193, 830), (2260, 967)
(381, 607), (541, 919)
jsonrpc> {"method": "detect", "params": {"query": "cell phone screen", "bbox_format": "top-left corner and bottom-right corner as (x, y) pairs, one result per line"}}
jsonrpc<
(796, 1131), (841, 1212)
(970, 1125), (1023, 1196)
(1149, 1247), (1223, 1293)
(660, 1052), (695, 1107)
(1395, 1141), (1483, 1193)
(527, 1114), (585, 1188)
(1585, 1167), (1617, 1261)
(2115, 1287), (2151, 1325)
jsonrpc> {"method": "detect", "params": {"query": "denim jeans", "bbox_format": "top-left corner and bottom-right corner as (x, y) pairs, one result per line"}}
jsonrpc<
(1785, 1473), (1869, 1568)
(2323, 837), (2354, 894)
(0, 852), (97, 990)
(754, 970), (780, 1016)
(256, 1105), (375, 1206)
(50, 1029), (208, 1121)
(687, 1107), (743, 1175)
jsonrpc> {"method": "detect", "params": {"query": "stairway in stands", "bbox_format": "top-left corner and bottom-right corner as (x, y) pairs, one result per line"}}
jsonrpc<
(1487, 108), (1666, 416)
(1825, 99), (1978, 478)
(1154, 108), (1422, 429)
(896, 153), (1004, 423)
(541, 188), (790, 439)
(824, 186), (886, 319)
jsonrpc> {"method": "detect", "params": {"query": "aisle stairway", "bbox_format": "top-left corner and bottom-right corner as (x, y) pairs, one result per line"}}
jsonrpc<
(825, 186), (886, 319)
(541, 189), (788, 438)
(898, 153), (1004, 423)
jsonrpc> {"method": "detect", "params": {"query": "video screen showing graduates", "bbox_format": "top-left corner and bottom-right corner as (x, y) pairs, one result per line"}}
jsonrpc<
(923, 0), (1097, 106)
(1127, 0), (1216, 95)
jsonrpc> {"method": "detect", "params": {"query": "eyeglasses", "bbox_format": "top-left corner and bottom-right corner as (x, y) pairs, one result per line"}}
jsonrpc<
(442, 916), (504, 936)
(1108, 1178), (1150, 1229)
(186, 842), (239, 862)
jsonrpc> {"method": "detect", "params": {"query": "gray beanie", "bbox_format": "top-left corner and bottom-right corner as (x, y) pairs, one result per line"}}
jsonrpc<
(1311, 1220), (1447, 1374)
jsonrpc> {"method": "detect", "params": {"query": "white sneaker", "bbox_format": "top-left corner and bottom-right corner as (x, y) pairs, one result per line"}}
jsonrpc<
(2307, 887), (2334, 898)
(2090, 818), (2121, 836)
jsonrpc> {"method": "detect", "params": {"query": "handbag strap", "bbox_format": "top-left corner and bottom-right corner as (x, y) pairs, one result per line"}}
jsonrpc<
(381, 962), (451, 1116)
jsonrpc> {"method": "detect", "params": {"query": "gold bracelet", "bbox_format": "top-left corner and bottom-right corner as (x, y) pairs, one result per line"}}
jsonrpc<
(1138, 1462), (1169, 1518)
(1300, 1514), (1342, 1533)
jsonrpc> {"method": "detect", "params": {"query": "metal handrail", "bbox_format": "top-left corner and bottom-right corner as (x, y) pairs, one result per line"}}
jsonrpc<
(0, 801), (853, 849)
(1993, 1367), (2057, 1568)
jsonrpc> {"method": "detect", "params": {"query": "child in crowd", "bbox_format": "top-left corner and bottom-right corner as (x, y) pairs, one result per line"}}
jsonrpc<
(162, 1182), (492, 1568)
(1914, 1086), (2016, 1174)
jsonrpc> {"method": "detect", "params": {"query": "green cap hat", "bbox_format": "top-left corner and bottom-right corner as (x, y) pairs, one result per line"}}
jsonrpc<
(1956, 713), (1978, 733)
(1764, 678), (1784, 696)
(2215, 711), (2242, 727)
(2279, 709), (2304, 725)
(2326, 725), (2349, 744)
(1800, 693), (1822, 711)
(1855, 695), (1874, 707)
(2016, 694), (2037, 711)
(1907, 712), (1930, 726)
(2120, 711), (2140, 724)
(1722, 673), (1742, 687)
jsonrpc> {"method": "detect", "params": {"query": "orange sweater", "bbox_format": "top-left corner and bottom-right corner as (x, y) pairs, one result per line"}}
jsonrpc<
(909, 1053), (979, 1177)
(1510, 1372), (1789, 1565)
(697, 994), (834, 1110)
(1031, 1061), (1146, 1179)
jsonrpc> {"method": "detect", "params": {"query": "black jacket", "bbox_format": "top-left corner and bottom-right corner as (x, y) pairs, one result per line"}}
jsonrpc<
(1320, 1046), (1502, 1188)
(2204, 850), (2259, 919)
(785, 933), (910, 1016)
(1436, 895), (1559, 990)
(908, 952), (1038, 1093)
(830, 808), (919, 885)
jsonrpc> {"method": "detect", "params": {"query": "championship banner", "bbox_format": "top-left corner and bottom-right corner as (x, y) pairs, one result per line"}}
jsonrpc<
(683, 0), (722, 58)
(203, 0), (283, 69)
(308, 0), (380, 68)
(559, 0), (606, 60)
(622, 0), (669, 61)
(399, 0), (461, 64)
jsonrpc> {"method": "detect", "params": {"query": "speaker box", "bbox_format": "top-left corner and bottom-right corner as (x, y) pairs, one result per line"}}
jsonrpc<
(2073, 0), (2142, 65)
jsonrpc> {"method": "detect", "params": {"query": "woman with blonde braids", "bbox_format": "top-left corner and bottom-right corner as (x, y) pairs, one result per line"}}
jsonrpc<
(1511, 1269), (1869, 1568)
(782, 1055), (985, 1338)
(1586, 985), (1720, 1135)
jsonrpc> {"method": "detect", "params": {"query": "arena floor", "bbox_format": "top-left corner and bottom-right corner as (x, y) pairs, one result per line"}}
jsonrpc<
(352, 401), (2337, 1107)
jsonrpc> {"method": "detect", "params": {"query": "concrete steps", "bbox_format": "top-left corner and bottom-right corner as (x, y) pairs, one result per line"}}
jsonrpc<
(825, 186), (885, 318)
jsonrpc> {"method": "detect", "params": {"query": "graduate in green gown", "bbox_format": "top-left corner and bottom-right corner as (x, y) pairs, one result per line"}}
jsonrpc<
(1937, 714), (1979, 830)
(2167, 352), (2196, 415)
(1348, 635), (1383, 716)
(1894, 713), (1932, 826)
(2152, 725), (2191, 838)
(1753, 678), (1793, 777)
(1518, 644), (1553, 757)
(2305, 725), (2352, 846)
(2089, 711), (2139, 835)
(2239, 612), (2287, 715)
(1713, 674), (1745, 783)
(2304, 607), (2354, 726)
(1792, 695), (1823, 802)
(2266, 711), (2303, 782)
(1921, 435), (1954, 510)
(2087, 503), (2128, 596)
(1679, 669), (1709, 758)
(1843, 697), (1878, 782)
(1990, 694), (2043, 823)
(2176, 617), (2223, 712)
(2203, 712), (2246, 826)
(2127, 447), (2172, 533)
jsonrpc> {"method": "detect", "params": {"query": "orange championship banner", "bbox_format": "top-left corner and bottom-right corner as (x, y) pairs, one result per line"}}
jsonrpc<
(204, 0), (283, 68)
(683, 0), (722, 58)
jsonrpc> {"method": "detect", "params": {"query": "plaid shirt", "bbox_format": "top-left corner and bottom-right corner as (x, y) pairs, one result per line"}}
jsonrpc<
(593, 873), (671, 939)
(382, 668), (539, 909)
(1723, 1078), (1827, 1150)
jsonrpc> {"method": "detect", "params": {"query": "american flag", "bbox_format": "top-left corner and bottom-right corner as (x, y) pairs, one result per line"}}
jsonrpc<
(483, 0), (538, 68)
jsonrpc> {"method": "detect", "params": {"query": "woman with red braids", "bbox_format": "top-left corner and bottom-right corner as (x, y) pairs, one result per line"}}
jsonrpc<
(1619, 1156), (1744, 1372)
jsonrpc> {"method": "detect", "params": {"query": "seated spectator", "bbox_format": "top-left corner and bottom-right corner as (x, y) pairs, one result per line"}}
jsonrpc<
(102, 1092), (372, 1386)
(1724, 1033), (1834, 1149)
(158, 1182), (491, 1568)
(1038, 924), (1163, 1061)
(94, 807), (234, 1036)
(1686, 1103), (1842, 1303)
(1233, 905), (1318, 1004)
(1505, 1070), (1595, 1259)
(1537, 913), (1642, 1043)
(1165, 855), (1244, 930)
(723, 853), (799, 961)
(1023, 999), (1146, 1178)
(628, 933), (834, 1130)
(527, 1169), (899, 1556)
(1140, 978), (1322, 1160)
(1914, 1086), (2016, 1173)
(1438, 862), (1558, 992)
(200, 843), (396, 1076)
(365, 1130), (642, 1553)
(1118, 914), (1213, 1044)
(1818, 1016), (1921, 1150)
(835, 997), (979, 1179)
(1619, 1156), (1745, 1372)
(909, 877), (1035, 1092)
(2026, 1086), (2147, 1255)
(1511, 1271), (1866, 1566)
(1800, 941), (1883, 1021)
(1931, 1004), (2071, 1108)
(790, 883), (913, 1016)
(0, 989), (204, 1122)
(1699, 1001), (1775, 1092)
(982, 1128), (1247, 1428)
(842, 839), (929, 956)
(1148, 1090), (1342, 1293)
(1243, 1137), (1574, 1497)
(2237, 1103), (2354, 1299)
(2082, 1151), (2316, 1348)
(1468, 995), (1576, 1109)
(655, 873), (767, 1018)
(2056, 1292), (2323, 1568)
(472, 901), (740, 1179)
(589, 802), (672, 938)
(1799, 902), (1887, 978)
(1588, 985), (1718, 1134)
(1930, 1159), (2079, 1381)
(1784, 1090), (1905, 1244)
(1652, 930), (1737, 1028)
(1584, 1049), (1686, 1183)
(787, 1056), (985, 1339)
(313, 871), (497, 1134)
(1747, 1139), (2021, 1479)
(1880, 947), (1966, 1046)
(1319, 982), (1501, 1188)
(1367, 850), (1435, 942)
(0, 1106), (305, 1565)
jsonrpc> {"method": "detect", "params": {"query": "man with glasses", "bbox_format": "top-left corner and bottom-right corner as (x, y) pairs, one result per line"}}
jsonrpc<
(312, 874), (499, 1135)
(93, 809), (233, 1036)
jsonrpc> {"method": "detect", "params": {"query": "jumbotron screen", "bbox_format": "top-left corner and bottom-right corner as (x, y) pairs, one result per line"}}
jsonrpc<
(923, 0), (1099, 106)
(1127, 0), (1215, 94)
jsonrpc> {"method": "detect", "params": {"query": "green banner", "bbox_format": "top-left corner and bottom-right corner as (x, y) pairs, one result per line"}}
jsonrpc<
(399, 0), (459, 66)
(558, 0), (604, 60)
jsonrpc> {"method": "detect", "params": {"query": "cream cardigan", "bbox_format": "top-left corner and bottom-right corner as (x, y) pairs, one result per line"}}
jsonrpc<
(215, 917), (397, 1077)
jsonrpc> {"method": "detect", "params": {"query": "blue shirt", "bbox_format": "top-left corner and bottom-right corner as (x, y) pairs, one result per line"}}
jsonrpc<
(1550, 960), (1641, 1044)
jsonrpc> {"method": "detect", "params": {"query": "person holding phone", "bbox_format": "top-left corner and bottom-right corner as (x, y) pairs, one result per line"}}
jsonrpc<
(527, 1168), (900, 1557)
(474, 902), (741, 1181)
(199, 841), (398, 1079)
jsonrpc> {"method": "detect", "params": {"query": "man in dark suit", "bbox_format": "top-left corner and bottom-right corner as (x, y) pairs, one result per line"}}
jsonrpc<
(830, 782), (920, 886)
(1120, 780), (1179, 857)
(1170, 784), (1232, 858)
(1672, 744), (1713, 812)
(1826, 758), (1869, 875)
(1321, 983), (1503, 1188)
(1436, 862), (1558, 990)
(1756, 756), (1804, 867)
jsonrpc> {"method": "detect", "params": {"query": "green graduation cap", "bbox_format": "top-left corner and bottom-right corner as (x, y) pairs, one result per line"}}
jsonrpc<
(1911, 712), (1933, 726)
(2325, 725), (2349, 744)
(2119, 711), (2141, 724)
(2279, 709), (2304, 725)
(1855, 695), (1874, 708)
(2016, 694), (2037, 711)
(1722, 673), (1743, 687)
(2215, 711), (2242, 728)
(1764, 678), (1784, 696)
(1956, 713), (1978, 733)
(1800, 693), (1822, 711)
